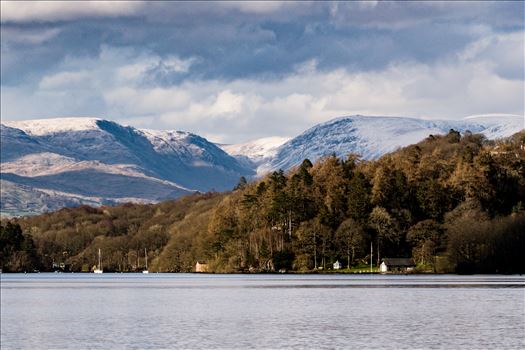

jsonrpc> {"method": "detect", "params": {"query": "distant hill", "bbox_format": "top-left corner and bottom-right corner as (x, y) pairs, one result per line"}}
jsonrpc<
(220, 115), (524, 173)
(1, 115), (523, 215)
(5, 130), (524, 274)
(1, 118), (254, 216)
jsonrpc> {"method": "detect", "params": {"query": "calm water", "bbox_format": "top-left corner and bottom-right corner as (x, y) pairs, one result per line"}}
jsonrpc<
(1, 274), (524, 349)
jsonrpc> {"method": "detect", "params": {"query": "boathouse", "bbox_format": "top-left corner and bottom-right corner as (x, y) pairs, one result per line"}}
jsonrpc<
(380, 258), (416, 273)
(195, 261), (209, 273)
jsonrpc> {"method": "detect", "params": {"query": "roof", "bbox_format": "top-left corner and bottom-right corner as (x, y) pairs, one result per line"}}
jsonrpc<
(381, 258), (415, 267)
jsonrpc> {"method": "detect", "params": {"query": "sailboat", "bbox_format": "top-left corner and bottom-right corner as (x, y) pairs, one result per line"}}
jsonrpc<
(94, 248), (103, 273)
(142, 248), (149, 274)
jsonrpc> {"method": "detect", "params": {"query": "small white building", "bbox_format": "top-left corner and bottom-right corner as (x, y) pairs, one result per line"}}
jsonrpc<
(195, 261), (209, 273)
(380, 258), (416, 274)
(333, 260), (342, 270)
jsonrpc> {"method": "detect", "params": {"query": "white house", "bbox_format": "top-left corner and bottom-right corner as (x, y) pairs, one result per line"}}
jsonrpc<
(380, 258), (416, 273)
(195, 261), (209, 272)
(380, 261), (388, 273)
(333, 260), (342, 270)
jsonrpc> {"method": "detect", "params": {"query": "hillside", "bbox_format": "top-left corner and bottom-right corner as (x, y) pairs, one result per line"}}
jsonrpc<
(220, 136), (290, 175)
(1, 118), (254, 215)
(3, 130), (524, 274)
(2, 115), (523, 216)
(222, 115), (524, 173)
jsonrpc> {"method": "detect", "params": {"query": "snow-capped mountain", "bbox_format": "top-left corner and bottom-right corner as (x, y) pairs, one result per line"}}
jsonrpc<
(220, 115), (524, 173)
(1, 114), (523, 216)
(1, 118), (254, 216)
(463, 114), (524, 139)
(220, 136), (290, 175)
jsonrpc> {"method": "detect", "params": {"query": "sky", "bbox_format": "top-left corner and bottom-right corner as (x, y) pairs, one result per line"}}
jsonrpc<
(1, 1), (524, 143)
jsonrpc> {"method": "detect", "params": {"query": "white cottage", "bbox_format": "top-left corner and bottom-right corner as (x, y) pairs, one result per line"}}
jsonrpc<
(380, 258), (416, 273)
(195, 261), (209, 273)
(333, 260), (342, 270)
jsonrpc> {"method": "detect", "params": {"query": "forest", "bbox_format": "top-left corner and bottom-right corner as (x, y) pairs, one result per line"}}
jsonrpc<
(1, 130), (524, 274)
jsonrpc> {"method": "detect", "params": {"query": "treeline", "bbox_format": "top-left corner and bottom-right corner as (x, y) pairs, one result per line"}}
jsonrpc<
(2, 130), (524, 273)
(1, 193), (223, 272)
(0, 222), (40, 271)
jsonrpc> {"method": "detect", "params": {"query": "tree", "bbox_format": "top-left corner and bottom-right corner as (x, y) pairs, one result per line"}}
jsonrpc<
(234, 176), (248, 190)
(369, 206), (397, 265)
(335, 218), (365, 268)
(444, 200), (490, 273)
(312, 156), (348, 229)
(406, 220), (443, 266)
(371, 162), (409, 211)
(0, 222), (24, 250)
(446, 129), (461, 143)
(347, 171), (371, 223)
(415, 181), (450, 220)
(288, 159), (317, 225)
(0, 222), (40, 272)
(293, 219), (330, 270)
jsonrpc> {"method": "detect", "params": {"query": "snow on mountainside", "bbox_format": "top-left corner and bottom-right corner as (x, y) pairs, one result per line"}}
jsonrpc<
(221, 137), (291, 159)
(1, 114), (522, 216)
(219, 137), (290, 175)
(261, 115), (523, 173)
(1, 118), (254, 216)
(3, 117), (101, 136)
(464, 114), (525, 139)
(141, 129), (248, 172)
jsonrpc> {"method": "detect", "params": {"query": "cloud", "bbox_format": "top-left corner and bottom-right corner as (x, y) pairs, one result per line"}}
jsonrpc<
(218, 1), (302, 15)
(1, 27), (62, 44)
(2, 2), (522, 88)
(39, 70), (92, 89)
(0, 1), (307, 24)
(4, 1), (520, 29)
(1, 2), (523, 144)
(0, 1), (143, 23)
(328, 1), (524, 29)
(105, 87), (191, 115)
(2, 33), (523, 144)
(459, 31), (524, 81)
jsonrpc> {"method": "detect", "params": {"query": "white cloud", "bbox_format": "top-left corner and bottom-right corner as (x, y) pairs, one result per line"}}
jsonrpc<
(115, 63), (153, 84)
(1, 27), (62, 44)
(0, 0), (307, 24)
(0, 1), (144, 23)
(218, 1), (299, 14)
(2, 30), (524, 143)
(459, 31), (524, 80)
(39, 70), (92, 90)
(161, 57), (195, 73)
(208, 90), (245, 118)
(105, 87), (191, 115)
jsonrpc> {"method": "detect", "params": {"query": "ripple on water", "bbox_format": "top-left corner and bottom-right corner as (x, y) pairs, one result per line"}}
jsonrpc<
(1, 274), (524, 349)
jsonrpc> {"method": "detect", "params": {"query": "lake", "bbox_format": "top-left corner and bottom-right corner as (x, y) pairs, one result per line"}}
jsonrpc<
(1, 274), (524, 349)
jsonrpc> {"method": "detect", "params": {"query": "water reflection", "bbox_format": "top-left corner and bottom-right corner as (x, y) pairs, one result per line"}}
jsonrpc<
(2, 274), (524, 349)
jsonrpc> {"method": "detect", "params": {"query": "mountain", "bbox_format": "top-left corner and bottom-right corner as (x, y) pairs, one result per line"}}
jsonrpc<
(221, 115), (524, 173)
(2, 115), (523, 216)
(1, 118), (254, 216)
(219, 136), (290, 175)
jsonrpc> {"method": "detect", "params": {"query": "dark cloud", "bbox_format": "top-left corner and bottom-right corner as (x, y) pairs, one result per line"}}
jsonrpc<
(2, 1), (523, 87)
(1, 1), (523, 142)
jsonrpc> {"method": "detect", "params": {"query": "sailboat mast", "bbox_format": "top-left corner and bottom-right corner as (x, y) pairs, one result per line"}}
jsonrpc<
(370, 242), (373, 274)
(144, 248), (148, 269)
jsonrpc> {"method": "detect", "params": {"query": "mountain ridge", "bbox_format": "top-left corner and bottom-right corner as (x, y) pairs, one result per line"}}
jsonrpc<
(221, 114), (524, 173)
(1, 118), (254, 216)
(1, 114), (523, 216)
